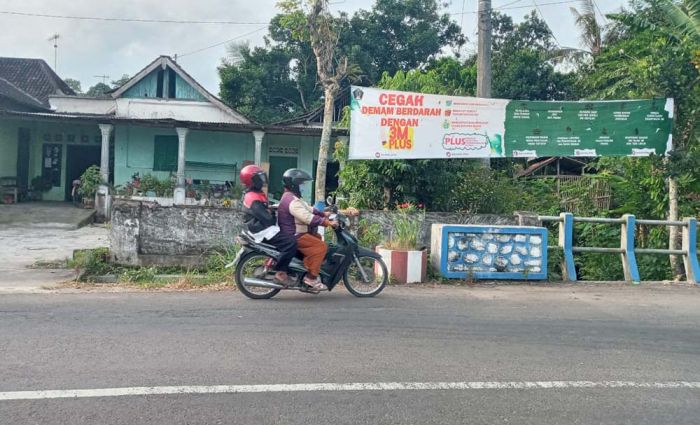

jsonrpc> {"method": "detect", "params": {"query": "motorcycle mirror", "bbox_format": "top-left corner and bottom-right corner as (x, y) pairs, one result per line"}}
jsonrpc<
(326, 195), (335, 206)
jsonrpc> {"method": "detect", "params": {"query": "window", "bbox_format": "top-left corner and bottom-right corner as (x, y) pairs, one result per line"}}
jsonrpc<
(153, 136), (178, 172)
(156, 70), (164, 98)
(168, 68), (177, 99)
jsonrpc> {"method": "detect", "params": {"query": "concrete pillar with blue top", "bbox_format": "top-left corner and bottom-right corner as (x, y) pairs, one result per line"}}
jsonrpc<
(682, 217), (700, 285)
(558, 212), (576, 282)
(621, 214), (641, 284)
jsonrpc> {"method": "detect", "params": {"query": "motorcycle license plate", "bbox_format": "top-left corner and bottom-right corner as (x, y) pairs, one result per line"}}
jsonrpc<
(225, 248), (246, 269)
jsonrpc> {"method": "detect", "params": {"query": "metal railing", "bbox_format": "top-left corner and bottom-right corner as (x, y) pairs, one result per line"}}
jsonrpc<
(538, 213), (700, 284)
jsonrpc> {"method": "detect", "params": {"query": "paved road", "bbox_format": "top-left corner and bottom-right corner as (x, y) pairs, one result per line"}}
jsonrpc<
(1, 285), (699, 424)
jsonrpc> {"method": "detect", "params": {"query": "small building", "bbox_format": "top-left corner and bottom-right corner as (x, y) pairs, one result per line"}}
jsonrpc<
(0, 56), (345, 211)
(516, 156), (611, 211)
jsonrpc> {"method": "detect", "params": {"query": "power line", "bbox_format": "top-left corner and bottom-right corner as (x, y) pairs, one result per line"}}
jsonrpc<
(0, 10), (267, 25)
(177, 27), (268, 58)
(453, 0), (580, 15)
(591, 0), (609, 24)
(532, 0), (563, 48)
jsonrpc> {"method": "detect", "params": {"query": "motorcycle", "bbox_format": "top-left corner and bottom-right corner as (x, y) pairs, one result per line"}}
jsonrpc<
(227, 202), (388, 299)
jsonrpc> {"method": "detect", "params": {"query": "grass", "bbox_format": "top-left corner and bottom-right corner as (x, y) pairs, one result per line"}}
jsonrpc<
(67, 245), (240, 288)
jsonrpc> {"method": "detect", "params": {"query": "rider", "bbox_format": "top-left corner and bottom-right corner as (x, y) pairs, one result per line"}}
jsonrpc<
(240, 165), (297, 286)
(277, 169), (337, 292)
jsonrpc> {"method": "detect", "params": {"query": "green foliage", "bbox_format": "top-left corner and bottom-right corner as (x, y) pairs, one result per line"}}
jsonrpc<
(489, 11), (579, 100)
(69, 248), (111, 281)
(204, 244), (241, 283)
(77, 165), (102, 199)
(121, 267), (158, 283)
(218, 0), (464, 122)
(63, 78), (82, 94)
(137, 174), (174, 197)
(110, 74), (131, 89)
(86, 82), (111, 97)
(342, 0), (465, 84)
(356, 219), (384, 249)
(385, 204), (424, 250)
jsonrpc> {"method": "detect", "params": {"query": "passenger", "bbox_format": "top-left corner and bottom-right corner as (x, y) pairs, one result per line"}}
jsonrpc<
(240, 165), (297, 286)
(276, 169), (336, 292)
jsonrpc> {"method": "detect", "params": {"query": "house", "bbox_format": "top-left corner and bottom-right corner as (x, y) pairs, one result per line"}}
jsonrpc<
(0, 55), (346, 214)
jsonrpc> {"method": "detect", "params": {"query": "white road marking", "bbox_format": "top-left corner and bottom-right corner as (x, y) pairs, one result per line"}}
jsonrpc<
(1, 381), (699, 401)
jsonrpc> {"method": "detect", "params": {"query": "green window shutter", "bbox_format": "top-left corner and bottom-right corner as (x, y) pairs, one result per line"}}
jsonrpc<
(153, 136), (179, 172)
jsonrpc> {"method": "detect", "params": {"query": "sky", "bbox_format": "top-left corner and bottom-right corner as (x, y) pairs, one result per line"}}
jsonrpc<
(0, 0), (627, 95)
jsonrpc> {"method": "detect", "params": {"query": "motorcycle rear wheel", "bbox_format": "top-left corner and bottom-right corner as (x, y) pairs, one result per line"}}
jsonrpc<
(343, 255), (388, 297)
(235, 252), (282, 300)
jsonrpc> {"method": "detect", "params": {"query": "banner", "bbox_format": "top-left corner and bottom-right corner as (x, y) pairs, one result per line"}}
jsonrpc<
(348, 86), (674, 160)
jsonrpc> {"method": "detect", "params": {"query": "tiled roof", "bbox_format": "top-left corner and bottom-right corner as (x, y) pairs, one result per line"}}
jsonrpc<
(0, 57), (75, 106)
(0, 77), (46, 110)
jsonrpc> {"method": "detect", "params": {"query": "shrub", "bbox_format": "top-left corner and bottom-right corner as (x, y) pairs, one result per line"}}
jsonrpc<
(385, 203), (424, 250)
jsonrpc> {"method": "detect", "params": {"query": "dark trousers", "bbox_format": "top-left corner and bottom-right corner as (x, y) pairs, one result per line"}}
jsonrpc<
(267, 232), (297, 272)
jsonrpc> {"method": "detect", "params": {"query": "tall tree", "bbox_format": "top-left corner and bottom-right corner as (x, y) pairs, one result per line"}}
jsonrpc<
(583, 0), (700, 277)
(278, 0), (349, 203)
(63, 78), (82, 94)
(85, 82), (111, 97)
(488, 11), (578, 100)
(218, 0), (464, 123)
(343, 0), (465, 84)
(570, 0), (603, 56)
(111, 74), (131, 89)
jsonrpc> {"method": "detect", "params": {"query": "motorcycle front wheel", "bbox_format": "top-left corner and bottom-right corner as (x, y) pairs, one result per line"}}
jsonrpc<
(235, 252), (282, 300)
(343, 255), (388, 297)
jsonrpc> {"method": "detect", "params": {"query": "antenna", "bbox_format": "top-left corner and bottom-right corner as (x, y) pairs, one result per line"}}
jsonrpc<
(48, 34), (60, 71)
(94, 75), (110, 84)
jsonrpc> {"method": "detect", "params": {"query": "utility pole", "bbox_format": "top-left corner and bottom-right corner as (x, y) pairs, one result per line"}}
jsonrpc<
(477, 0), (492, 166)
(476, 0), (492, 98)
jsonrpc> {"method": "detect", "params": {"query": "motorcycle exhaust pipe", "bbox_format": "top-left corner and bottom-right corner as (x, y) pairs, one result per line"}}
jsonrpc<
(242, 278), (285, 289)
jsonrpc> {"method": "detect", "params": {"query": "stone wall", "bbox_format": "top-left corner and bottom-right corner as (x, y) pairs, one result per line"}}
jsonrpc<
(110, 199), (522, 267)
(110, 200), (246, 267)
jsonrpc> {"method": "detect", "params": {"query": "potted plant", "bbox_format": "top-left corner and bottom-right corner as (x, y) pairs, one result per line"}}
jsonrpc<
(376, 203), (427, 284)
(30, 176), (53, 201)
(77, 165), (102, 208)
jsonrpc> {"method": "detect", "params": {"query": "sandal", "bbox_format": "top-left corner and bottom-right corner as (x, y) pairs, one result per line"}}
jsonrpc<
(303, 277), (327, 293)
(274, 273), (294, 288)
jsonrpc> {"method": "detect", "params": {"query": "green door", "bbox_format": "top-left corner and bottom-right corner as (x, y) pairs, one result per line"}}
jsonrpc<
(268, 156), (298, 201)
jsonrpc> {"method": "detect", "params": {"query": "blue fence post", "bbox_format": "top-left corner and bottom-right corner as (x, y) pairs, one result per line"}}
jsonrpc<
(682, 217), (700, 285)
(558, 213), (576, 282)
(621, 214), (641, 284)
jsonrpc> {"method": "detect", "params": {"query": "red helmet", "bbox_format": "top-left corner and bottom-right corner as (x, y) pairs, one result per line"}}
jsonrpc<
(240, 164), (268, 189)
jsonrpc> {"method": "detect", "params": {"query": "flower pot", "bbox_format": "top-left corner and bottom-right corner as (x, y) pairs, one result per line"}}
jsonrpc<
(376, 247), (427, 284)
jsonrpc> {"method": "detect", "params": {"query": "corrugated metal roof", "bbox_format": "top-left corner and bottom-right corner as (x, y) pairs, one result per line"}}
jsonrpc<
(0, 109), (348, 137)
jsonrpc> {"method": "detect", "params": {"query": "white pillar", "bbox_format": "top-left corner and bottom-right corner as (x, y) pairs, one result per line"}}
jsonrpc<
(253, 130), (265, 166)
(98, 124), (113, 184)
(96, 124), (113, 221)
(174, 127), (189, 205)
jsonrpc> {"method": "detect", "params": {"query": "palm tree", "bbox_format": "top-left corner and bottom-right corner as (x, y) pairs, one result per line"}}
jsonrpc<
(570, 0), (603, 56)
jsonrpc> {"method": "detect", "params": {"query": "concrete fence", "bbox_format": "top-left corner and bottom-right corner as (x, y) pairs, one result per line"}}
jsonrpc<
(110, 199), (521, 267)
